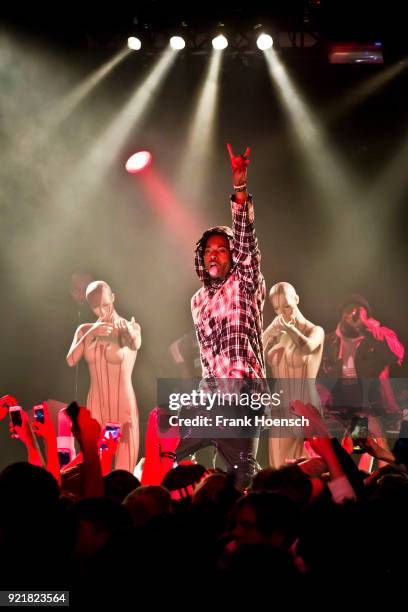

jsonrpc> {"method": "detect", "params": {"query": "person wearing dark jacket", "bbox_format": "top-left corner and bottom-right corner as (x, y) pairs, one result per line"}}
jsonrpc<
(319, 294), (404, 468)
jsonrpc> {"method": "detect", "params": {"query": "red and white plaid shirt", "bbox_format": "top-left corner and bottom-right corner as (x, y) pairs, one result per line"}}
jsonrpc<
(192, 197), (266, 380)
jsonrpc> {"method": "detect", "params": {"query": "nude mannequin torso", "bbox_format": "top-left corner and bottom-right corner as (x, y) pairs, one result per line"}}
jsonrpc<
(265, 317), (323, 408)
(263, 282), (324, 468)
(67, 282), (141, 473)
(79, 320), (137, 424)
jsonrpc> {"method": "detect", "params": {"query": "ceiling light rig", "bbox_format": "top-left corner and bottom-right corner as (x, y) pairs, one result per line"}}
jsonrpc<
(127, 36), (142, 51)
(121, 6), (395, 64)
(212, 34), (229, 50)
(169, 36), (186, 50)
(256, 33), (273, 50)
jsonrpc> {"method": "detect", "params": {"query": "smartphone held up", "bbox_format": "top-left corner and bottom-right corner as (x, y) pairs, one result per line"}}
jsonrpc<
(100, 423), (121, 450)
(350, 416), (369, 454)
(33, 405), (45, 424)
(9, 405), (23, 428)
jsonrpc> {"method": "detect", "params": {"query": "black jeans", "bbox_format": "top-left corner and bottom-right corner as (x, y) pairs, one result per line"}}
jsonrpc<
(175, 399), (261, 489)
(176, 435), (259, 489)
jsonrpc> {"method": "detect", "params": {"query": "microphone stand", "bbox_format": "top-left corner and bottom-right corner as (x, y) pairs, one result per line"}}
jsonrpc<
(74, 304), (82, 400)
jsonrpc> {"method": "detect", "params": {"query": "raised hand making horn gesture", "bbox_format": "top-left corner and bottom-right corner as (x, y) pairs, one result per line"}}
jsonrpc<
(227, 143), (250, 201)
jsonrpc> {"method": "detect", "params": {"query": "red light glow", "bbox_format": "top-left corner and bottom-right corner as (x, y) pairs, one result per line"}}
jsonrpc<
(126, 151), (152, 174)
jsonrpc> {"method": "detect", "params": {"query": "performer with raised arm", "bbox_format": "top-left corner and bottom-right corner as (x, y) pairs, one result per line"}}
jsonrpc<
(171, 144), (267, 488)
(67, 280), (141, 472)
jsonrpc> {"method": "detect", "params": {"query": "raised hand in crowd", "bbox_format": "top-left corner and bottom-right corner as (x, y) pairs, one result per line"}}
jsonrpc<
(290, 400), (330, 438)
(0, 394), (18, 420)
(9, 408), (43, 467)
(142, 407), (180, 485)
(69, 404), (103, 497)
(99, 427), (121, 476)
(356, 437), (396, 465)
(297, 456), (328, 479)
(290, 400), (356, 502)
(31, 402), (61, 485)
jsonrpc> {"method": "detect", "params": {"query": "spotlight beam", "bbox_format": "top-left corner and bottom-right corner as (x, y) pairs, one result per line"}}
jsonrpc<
(323, 60), (407, 125)
(24, 48), (179, 294)
(45, 47), (132, 132)
(367, 128), (408, 218)
(176, 49), (223, 204)
(7, 46), (132, 158)
(79, 47), (177, 187)
(263, 48), (360, 215)
(261, 48), (387, 270)
(138, 169), (202, 250)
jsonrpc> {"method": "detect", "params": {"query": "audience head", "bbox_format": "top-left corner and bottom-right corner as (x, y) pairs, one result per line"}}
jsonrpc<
(103, 469), (140, 504)
(251, 465), (312, 506)
(70, 497), (131, 558)
(234, 491), (299, 549)
(162, 463), (209, 503)
(123, 485), (172, 527)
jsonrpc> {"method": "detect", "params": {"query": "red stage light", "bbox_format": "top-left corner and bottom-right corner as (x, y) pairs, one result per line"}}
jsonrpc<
(126, 151), (152, 174)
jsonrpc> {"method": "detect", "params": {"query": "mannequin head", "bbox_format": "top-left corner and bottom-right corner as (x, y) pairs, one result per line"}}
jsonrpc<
(86, 281), (115, 322)
(269, 282), (299, 323)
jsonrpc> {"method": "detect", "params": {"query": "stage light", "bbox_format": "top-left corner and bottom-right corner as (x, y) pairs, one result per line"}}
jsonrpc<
(328, 42), (383, 65)
(127, 37), (142, 51)
(257, 34), (273, 50)
(212, 35), (228, 50)
(126, 151), (152, 174)
(170, 36), (185, 50)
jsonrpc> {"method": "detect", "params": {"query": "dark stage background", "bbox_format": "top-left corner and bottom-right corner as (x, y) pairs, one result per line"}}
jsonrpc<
(1, 2), (407, 468)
